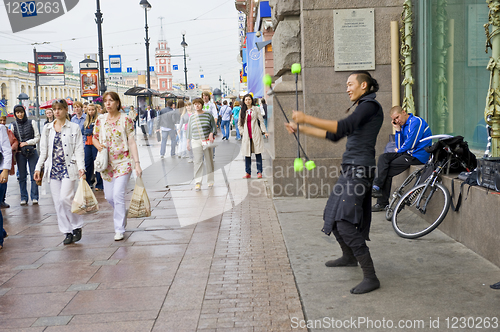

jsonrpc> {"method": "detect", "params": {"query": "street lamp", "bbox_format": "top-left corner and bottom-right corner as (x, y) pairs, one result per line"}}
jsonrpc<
(140, 0), (152, 105)
(95, 0), (106, 95)
(181, 31), (188, 91)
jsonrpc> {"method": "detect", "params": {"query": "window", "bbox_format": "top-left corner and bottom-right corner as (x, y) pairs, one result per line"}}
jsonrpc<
(416, 0), (490, 150)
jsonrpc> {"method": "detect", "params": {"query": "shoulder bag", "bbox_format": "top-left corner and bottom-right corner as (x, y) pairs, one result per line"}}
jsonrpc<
(94, 115), (109, 172)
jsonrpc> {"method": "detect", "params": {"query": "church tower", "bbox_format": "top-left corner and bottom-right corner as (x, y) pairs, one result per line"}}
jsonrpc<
(155, 17), (173, 92)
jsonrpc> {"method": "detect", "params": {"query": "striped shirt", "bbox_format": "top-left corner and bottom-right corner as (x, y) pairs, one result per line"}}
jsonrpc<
(187, 112), (217, 140)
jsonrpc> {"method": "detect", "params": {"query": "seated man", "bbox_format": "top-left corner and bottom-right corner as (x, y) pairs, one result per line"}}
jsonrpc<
(372, 106), (432, 211)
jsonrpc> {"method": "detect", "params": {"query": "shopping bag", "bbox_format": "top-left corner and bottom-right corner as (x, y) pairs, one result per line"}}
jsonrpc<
(127, 176), (151, 218)
(94, 147), (108, 172)
(71, 178), (99, 214)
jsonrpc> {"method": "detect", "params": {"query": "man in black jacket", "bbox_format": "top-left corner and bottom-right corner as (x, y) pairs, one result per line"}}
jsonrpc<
(285, 71), (383, 295)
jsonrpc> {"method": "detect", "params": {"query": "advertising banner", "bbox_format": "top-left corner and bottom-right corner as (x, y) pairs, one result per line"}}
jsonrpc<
(80, 69), (99, 97)
(28, 62), (36, 73)
(246, 32), (264, 97)
(38, 63), (65, 74)
(39, 75), (65, 86)
(36, 52), (66, 63)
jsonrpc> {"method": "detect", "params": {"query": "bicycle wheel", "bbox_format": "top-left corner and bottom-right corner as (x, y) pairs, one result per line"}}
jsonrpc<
(385, 168), (422, 221)
(392, 182), (451, 239)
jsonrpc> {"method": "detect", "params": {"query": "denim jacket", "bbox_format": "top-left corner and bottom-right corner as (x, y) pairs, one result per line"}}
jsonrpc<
(35, 120), (85, 182)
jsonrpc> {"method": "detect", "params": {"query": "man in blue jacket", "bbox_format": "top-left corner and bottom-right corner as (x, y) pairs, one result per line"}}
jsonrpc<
(372, 106), (432, 211)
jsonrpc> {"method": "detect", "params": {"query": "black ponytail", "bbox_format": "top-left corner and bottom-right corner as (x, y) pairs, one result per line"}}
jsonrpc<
(346, 71), (379, 113)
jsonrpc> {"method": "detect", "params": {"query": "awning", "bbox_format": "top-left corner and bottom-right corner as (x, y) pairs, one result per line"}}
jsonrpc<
(124, 87), (161, 96)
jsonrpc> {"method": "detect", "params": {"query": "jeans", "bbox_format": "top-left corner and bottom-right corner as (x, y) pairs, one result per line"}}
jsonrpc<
(221, 120), (230, 139)
(16, 151), (39, 202)
(0, 182), (7, 203)
(245, 154), (263, 175)
(160, 130), (177, 156)
(84, 144), (98, 188)
(179, 130), (192, 158)
(103, 173), (131, 234)
(235, 121), (241, 139)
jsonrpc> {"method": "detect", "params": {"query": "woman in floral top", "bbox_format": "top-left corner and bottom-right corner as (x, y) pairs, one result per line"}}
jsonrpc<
(34, 99), (85, 245)
(93, 92), (142, 241)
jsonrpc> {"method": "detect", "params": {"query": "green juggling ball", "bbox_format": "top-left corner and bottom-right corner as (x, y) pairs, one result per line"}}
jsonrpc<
(263, 74), (273, 87)
(291, 63), (302, 74)
(305, 160), (316, 171)
(294, 158), (304, 172)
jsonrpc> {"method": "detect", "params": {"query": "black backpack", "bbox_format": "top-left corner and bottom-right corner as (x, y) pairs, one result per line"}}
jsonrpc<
(424, 136), (477, 173)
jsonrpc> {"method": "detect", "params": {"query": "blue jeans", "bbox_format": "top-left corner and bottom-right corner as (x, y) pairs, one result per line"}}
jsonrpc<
(0, 182), (7, 203)
(147, 120), (154, 136)
(235, 122), (241, 140)
(16, 151), (39, 202)
(161, 130), (177, 156)
(221, 120), (230, 139)
(84, 145), (98, 188)
(245, 154), (262, 175)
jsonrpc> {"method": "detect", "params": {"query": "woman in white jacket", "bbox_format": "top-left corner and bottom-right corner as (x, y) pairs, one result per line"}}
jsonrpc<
(0, 123), (12, 250)
(34, 99), (85, 245)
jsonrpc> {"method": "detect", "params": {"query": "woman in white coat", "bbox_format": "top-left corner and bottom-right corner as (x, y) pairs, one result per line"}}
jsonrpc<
(34, 99), (85, 245)
(238, 94), (268, 178)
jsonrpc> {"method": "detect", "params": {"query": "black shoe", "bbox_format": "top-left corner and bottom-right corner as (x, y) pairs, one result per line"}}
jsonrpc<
(371, 187), (383, 198)
(0, 202), (10, 209)
(372, 203), (387, 212)
(490, 281), (500, 289)
(63, 233), (73, 245)
(73, 228), (82, 242)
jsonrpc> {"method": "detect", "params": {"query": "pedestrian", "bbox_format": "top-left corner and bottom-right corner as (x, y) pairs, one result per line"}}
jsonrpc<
(11, 104), (40, 206)
(187, 98), (217, 191)
(44, 108), (55, 125)
(83, 102), (89, 114)
(0, 116), (18, 209)
(96, 104), (105, 115)
(156, 100), (177, 158)
(260, 98), (268, 130)
(93, 92), (142, 241)
(202, 92), (218, 159)
(82, 103), (102, 190)
(71, 101), (87, 133)
(144, 105), (156, 137)
(239, 94), (268, 179)
(128, 105), (138, 131)
(34, 99), (85, 245)
(220, 100), (232, 140)
(0, 119), (12, 250)
(285, 71), (383, 294)
(232, 101), (241, 140)
(179, 101), (194, 161)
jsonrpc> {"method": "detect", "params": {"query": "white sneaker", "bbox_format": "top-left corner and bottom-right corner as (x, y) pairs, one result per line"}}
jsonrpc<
(114, 232), (124, 241)
(20, 200), (27, 206)
(32, 199), (38, 205)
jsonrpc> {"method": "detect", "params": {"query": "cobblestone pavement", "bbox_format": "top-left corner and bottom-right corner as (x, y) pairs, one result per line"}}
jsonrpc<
(0, 133), (306, 331)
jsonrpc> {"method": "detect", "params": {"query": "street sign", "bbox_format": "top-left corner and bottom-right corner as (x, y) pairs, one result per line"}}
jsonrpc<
(37, 52), (66, 63)
(127, 67), (133, 73)
(79, 59), (98, 69)
(39, 75), (65, 86)
(108, 74), (123, 81)
(173, 65), (178, 70)
(200, 75), (204, 78)
(105, 68), (109, 74)
(149, 66), (154, 72)
(109, 55), (122, 73)
(188, 83), (195, 90)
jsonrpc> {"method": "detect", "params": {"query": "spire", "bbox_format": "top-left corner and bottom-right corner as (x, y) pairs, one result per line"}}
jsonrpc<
(159, 16), (166, 42)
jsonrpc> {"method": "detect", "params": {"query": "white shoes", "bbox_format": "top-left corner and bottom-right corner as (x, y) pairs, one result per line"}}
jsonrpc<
(32, 199), (38, 205)
(20, 200), (27, 206)
(114, 232), (124, 241)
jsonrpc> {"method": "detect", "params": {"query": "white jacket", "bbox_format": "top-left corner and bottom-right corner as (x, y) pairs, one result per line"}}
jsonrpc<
(35, 120), (85, 182)
(0, 125), (12, 171)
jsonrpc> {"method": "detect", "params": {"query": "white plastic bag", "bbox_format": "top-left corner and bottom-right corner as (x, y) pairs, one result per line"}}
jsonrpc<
(71, 178), (99, 214)
(127, 176), (151, 218)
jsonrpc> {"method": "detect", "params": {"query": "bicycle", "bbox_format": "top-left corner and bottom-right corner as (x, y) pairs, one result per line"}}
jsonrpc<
(384, 135), (453, 222)
(391, 135), (462, 239)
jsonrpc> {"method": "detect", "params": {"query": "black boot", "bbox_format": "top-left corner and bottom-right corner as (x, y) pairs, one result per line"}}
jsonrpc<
(63, 233), (73, 245)
(350, 252), (380, 294)
(73, 228), (82, 242)
(325, 241), (358, 267)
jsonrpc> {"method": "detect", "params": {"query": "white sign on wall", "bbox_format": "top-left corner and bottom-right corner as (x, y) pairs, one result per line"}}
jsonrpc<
(334, 8), (375, 71)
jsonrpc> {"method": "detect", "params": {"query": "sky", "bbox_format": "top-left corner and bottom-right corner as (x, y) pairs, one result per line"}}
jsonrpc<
(0, 0), (242, 90)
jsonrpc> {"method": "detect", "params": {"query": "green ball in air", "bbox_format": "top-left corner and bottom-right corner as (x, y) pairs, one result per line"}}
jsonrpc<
(305, 160), (316, 171)
(291, 63), (302, 74)
(263, 74), (273, 87)
(294, 158), (304, 172)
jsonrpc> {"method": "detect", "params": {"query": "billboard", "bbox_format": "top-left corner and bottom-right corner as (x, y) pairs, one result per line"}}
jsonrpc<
(39, 75), (65, 86)
(81, 69), (99, 97)
(38, 63), (65, 75)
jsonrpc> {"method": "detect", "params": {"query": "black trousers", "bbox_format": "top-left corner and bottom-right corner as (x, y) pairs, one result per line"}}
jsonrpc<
(373, 152), (422, 205)
(332, 221), (369, 257)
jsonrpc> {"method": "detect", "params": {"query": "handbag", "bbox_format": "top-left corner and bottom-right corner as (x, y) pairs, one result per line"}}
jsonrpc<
(127, 176), (151, 218)
(94, 115), (109, 173)
(14, 122), (36, 157)
(71, 177), (99, 214)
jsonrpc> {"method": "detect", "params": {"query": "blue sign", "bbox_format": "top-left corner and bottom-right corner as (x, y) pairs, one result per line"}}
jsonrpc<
(127, 67), (133, 73)
(149, 66), (154, 72)
(105, 68), (109, 74)
(173, 65), (178, 70)
(109, 55), (122, 73)
(200, 74), (204, 78)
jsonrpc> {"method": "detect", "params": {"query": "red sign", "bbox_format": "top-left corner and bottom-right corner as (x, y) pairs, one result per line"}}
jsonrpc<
(80, 69), (99, 97)
(28, 62), (36, 74)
